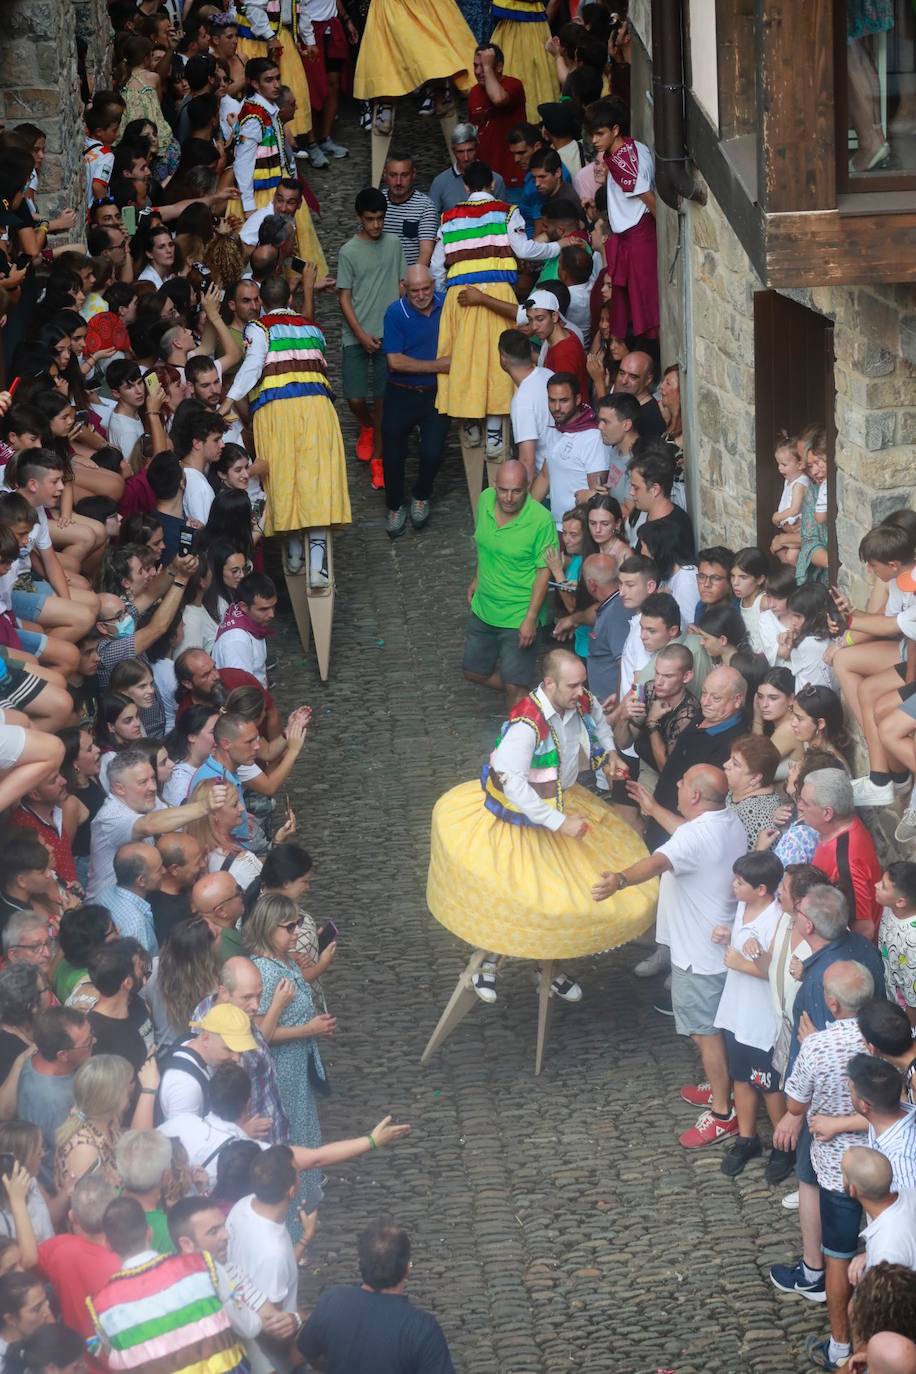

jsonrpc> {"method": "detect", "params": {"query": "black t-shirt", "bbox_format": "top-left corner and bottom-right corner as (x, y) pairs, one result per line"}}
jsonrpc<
(645, 715), (747, 850)
(0, 1028), (29, 1088)
(150, 889), (193, 945)
(636, 395), (666, 438)
(297, 1285), (455, 1374)
(73, 778), (107, 859)
(89, 995), (153, 1073)
(639, 507), (696, 563)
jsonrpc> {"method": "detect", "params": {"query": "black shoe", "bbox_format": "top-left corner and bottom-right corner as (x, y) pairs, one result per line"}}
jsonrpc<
(765, 1146), (796, 1185)
(720, 1135), (762, 1177)
(652, 989), (674, 1016)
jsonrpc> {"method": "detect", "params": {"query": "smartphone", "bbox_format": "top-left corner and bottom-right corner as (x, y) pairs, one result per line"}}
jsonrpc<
(122, 205), (137, 236)
(636, 682), (647, 703)
(178, 527), (194, 556)
(145, 371), (162, 399)
(289, 256), (308, 273)
(14, 252), (31, 271)
(0, 1153), (15, 1176)
(74, 409), (89, 426)
(317, 920), (339, 953)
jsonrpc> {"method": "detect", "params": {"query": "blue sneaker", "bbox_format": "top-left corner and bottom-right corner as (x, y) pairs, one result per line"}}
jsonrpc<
(805, 1335), (841, 1370)
(769, 1259), (827, 1302)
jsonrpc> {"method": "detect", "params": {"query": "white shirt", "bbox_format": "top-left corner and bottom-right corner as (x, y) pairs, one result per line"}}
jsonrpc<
(181, 603), (218, 656)
(153, 658), (178, 733)
(182, 466), (215, 523)
(429, 192), (559, 291)
(4, 496), (52, 578)
(227, 1195), (298, 1312)
(542, 423), (607, 527)
(489, 683), (614, 831)
(738, 592), (767, 654)
(158, 1111), (267, 1186)
(87, 794), (165, 902)
(219, 93), (242, 144)
(107, 411), (145, 460)
(714, 898), (783, 1049)
(656, 808), (749, 974)
(158, 1052), (213, 1120)
(137, 265), (166, 290)
(790, 636), (838, 691)
(863, 1190), (916, 1272)
(777, 474), (809, 524)
(207, 847), (263, 889)
(565, 282), (593, 344)
(605, 140), (654, 234)
(239, 203), (279, 248)
(759, 608), (786, 666)
(510, 368), (553, 474)
(666, 567), (699, 635)
(213, 627), (267, 687)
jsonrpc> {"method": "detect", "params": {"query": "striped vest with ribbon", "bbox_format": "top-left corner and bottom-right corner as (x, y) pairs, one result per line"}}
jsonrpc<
(235, 0), (280, 40)
(248, 310), (333, 414)
(440, 198), (518, 289)
(235, 98), (290, 193)
(491, 0), (548, 21)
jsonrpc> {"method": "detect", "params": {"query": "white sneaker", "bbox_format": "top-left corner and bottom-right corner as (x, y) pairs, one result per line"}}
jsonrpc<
(372, 102), (394, 136)
(461, 421), (482, 448)
(472, 964), (498, 1004)
(634, 946), (669, 978)
(896, 806), (916, 844)
(548, 972), (582, 1002)
(485, 428), (504, 458)
(781, 1189), (800, 1211)
(851, 776), (895, 806)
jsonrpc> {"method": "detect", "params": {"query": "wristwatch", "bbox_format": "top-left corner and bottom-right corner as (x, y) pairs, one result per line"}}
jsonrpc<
(617, 873), (629, 890)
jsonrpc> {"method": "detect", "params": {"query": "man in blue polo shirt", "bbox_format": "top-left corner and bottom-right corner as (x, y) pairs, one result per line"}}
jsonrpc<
(381, 264), (451, 540)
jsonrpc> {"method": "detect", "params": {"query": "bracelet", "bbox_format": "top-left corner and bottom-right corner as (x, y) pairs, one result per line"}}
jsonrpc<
(368, 1132), (378, 1150)
(844, 630), (855, 646)
(139, 1088), (156, 1095)
(172, 580), (187, 587)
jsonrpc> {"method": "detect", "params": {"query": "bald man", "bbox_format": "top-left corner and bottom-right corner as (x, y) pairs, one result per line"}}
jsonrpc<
(98, 841), (164, 955)
(843, 1146), (916, 1287)
(860, 1333), (916, 1374)
(595, 764), (748, 1147)
(151, 833), (205, 943)
(464, 459), (559, 712)
(614, 351), (665, 436)
(381, 264), (452, 538)
(192, 871), (246, 964)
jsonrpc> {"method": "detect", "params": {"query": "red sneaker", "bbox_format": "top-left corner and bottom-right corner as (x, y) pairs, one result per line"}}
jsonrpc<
(355, 425), (374, 462)
(369, 458), (385, 491)
(679, 1082), (713, 1107)
(678, 1109), (738, 1150)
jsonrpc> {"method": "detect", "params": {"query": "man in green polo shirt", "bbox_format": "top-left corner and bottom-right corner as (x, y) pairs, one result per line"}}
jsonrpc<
(191, 871), (246, 964)
(464, 458), (559, 710)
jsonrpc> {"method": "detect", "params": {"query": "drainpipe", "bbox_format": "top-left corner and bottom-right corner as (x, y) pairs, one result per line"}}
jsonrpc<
(650, 0), (705, 209)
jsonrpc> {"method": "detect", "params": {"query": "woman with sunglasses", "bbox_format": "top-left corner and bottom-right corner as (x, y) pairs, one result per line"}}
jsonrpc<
(243, 892), (336, 1214)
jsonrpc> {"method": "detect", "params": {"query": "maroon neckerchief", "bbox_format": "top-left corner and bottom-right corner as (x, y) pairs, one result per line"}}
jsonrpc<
(214, 601), (273, 643)
(555, 403), (599, 435)
(604, 138), (640, 193)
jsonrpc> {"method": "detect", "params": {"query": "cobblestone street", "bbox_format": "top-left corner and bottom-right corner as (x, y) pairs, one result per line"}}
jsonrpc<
(272, 105), (827, 1374)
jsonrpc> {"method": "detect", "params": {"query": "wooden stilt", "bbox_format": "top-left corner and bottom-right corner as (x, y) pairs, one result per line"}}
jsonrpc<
(306, 531), (334, 681)
(535, 960), (555, 1077)
(420, 949), (490, 1065)
(283, 564), (311, 656)
(460, 433), (486, 521)
(370, 119), (394, 187)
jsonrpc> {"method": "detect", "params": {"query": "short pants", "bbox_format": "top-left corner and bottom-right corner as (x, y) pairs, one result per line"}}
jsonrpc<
(723, 1028), (779, 1092)
(670, 964), (727, 1037)
(819, 1185), (862, 1260)
(463, 611), (544, 690)
(16, 628), (49, 656)
(0, 720), (26, 768)
(341, 344), (388, 402)
(0, 661), (44, 712)
(11, 578), (54, 623)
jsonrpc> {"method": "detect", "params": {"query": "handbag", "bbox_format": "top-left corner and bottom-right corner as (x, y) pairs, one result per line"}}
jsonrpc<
(307, 1050), (331, 1097)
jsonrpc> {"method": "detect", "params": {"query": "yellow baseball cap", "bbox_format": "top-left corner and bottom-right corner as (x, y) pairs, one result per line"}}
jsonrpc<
(190, 1003), (256, 1053)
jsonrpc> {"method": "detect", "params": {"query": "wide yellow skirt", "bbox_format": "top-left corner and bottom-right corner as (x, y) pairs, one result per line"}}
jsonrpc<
(436, 283), (517, 419)
(236, 30), (312, 137)
(254, 392), (352, 532)
(491, 18), (560, 121)
(428, 782), (658, 960)
(353, 0), (476, 100)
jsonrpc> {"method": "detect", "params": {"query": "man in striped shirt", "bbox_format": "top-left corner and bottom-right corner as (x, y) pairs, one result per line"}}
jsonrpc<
(849, 1053), (916, 1187)
(382, 154), (439, 268)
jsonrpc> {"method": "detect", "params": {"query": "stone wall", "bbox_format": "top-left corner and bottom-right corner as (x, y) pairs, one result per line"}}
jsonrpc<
(0, 0), (111, 227)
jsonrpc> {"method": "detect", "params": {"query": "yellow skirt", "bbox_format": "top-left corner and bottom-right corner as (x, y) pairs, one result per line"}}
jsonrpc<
(491, 18), (560, 121)
(253, 391), (352, 532)
(436, 282), (517, 419)
(236, 30), (312, 136)
(428, 782), (657, 960)
(353, 0), (476, 100)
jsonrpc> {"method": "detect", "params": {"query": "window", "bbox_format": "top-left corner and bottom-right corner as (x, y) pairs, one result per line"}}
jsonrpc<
(837, 0), (916, 191)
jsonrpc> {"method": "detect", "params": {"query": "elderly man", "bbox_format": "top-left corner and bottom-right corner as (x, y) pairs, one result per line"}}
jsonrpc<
(576, 555), (631, 703)
(615, 351), (665, 436)
(174, 648), (268, 715)
(531, 373), (607, 530)
(35, 1173), (119, 1348)
(380, 265), (451, 538)
(463, 459), (558, 711)
(97, 843), (163, 956)
(2, 909), (54, 976)
(192, 872), (246, 964)
(429, 123), (507, 214)
(382, 153), (438, 269)
(238, 178), (303, 254)
(150, 834), (204, 944)
(771, 961), (875, 1373)
(595, 764), (748, 1147)
(87, 748), (228, 902)
(798, 769), (883, 937)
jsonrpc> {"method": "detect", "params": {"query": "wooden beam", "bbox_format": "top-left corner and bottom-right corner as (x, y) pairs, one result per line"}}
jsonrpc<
(716, 0), (756, 140)
(756, 0), (835, 213)
(764, 208), (916, 286)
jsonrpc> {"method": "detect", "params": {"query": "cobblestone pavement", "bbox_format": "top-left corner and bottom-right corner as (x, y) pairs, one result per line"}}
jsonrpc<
(269, 103), (828, 1374)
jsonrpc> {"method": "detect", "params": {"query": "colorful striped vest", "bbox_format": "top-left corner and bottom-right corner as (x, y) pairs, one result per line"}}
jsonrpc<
(482, 690), (609, 826)
(88, 1250), (245, 1374)
(235, 0), (280, 40)
(248, 310), (333, 414)
(492, 0), (548, 21)
(440, 198), (518, 289)
(236, 98), (289, 193)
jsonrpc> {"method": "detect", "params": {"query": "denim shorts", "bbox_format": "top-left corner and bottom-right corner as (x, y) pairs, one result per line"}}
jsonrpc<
(16, 627), (48, 656)
(819, 1186), (862, 1260)
(671, 964), (727, 1037)
(11, 579), (54, 622)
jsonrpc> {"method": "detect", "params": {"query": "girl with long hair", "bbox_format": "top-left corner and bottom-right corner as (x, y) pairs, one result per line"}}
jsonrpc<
(95, 693), (145, 790)
(162, 705), (218, 807)
(152, 918), (221, 1048)
(783, 583), (838, 690)
(55, 1053), (156, 1189)
(730, 546), (770, 655)
(789, 684), (853, 764)
(753, 667), (803, 778)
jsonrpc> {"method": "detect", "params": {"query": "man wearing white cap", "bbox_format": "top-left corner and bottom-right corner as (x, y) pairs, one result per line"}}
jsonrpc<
(156, 1003), (258, 1122)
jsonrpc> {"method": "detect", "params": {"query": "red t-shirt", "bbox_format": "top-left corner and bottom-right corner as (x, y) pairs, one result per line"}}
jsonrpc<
(813, 818), (883, 936)
(545, 333), (591, 404)
(468, 76), (527, 188)
(37, 1233), (119, 1357)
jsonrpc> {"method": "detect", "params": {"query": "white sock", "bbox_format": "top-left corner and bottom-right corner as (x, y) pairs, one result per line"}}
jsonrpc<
(802, 1261), (823, 1281)
(827, 1340), (850, 1363)
(308, 531), (327, 574)
(485, 414), (502, 438)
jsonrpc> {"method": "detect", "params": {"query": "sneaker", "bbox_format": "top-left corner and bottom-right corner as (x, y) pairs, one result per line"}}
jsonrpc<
(306, 143), (329, 169)
(805, 1336), (841, 1370)
(319, 136), (349, 159)
(355, 425), (374, 462)
(373, 102), (394, 135)
(385, 506), (407, 539)
(433, 86), (455, 117)
(894, 773), (912, 794)
(308, 565), (330, 590)
(472, 964), (497, 1004)
(409, 498), (430, 529)
(765, 1147), (796, 1185)
(679, 1082), (712, 1107)
(851, 775), (895, 807)
(720, 1135), (762, 1177)
(359, 102), (371, 131)
(768, 1259), (826, 1302)
(678, 1109), (738, 1149)
(461, 421), (483, 449)
(652, 988), (674, 1016)
(485, 428), (504, 458)
(896, 805), (916, 845)
(634, 946), (669, 978)
(549, 972), (582, 1003)
(781, 1189), (800, 1211)
(369, 458), (385, 491)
